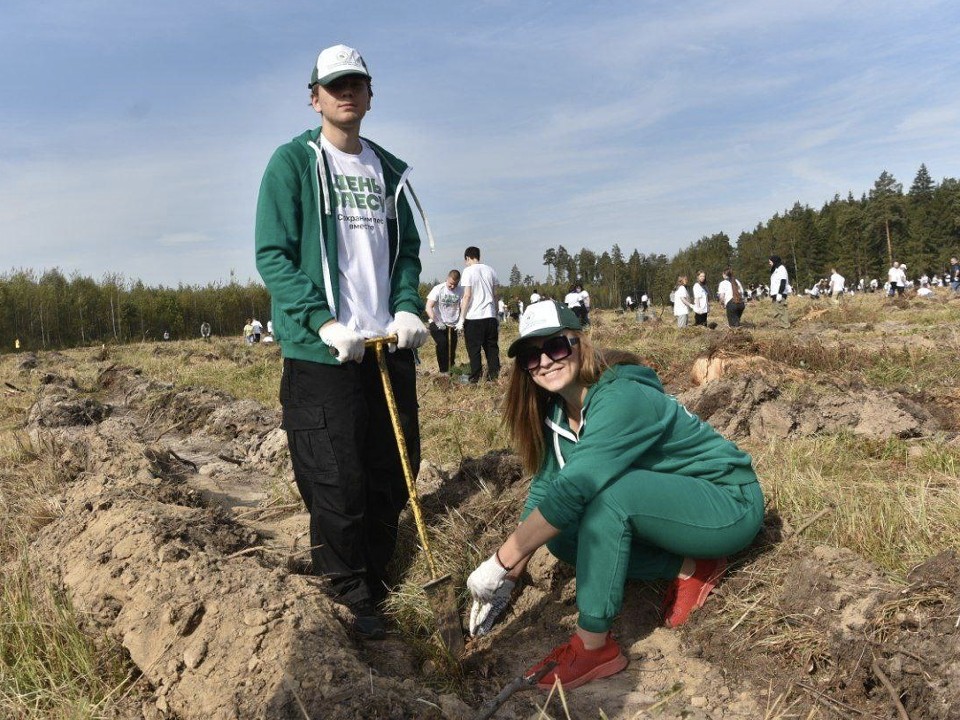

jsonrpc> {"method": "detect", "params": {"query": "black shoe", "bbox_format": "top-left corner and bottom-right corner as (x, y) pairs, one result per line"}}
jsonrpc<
(350, 600), (386, 640)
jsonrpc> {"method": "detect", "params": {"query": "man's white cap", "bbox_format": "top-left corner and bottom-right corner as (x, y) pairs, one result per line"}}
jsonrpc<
(309, 44), (371, 88)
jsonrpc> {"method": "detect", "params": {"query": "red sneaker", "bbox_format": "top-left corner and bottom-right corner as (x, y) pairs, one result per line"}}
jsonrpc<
(662, 557), (727, 628)
(525, 633), (628, 690)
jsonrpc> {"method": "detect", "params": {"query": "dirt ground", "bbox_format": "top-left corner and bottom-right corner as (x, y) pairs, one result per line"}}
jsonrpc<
(10, 342), (960, 719)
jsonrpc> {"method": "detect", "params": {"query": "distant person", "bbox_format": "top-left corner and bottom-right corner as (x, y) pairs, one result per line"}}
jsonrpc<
(200, 322), (212, 341)
(828, 268), (845, 305)
(457, 246), (501, 383)
(624, 294), (635, 312)
(887, 261), (902, 297)
(497, 298), (507, 324)
(673, 276), (693, 328)
(898, 264), (909, 292)
(163, 330), (171, 342)
(254, 42), (430, 639)
(243, 318), (254, 344)
(578, 284), (591, 326)
(950, 257), (960, 292)
(563, 284), (584, 322)
(466, 300), (763, 689)
(692, 271), (709, 326)
(251, 317), (263, 342)
(426, 270), (464, 374)
(769, 256), (790, 328)
(717, 268), (745, 328)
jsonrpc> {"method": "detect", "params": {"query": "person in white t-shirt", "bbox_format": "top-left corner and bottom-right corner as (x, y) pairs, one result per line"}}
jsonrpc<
(254, 44), (431, 640)
(672, 276), (693, 328)
(457, 246), (501, 382)
(828, 268), (845, 305)
(578, 285), (591, 326)
(716, 268), (745, 328)
(769, 255), (790, 328)
(425, 269), (464, 373)
(887, 262), (902, 296)
(564, 284), (586, 324)
(692, 271), (709, 326)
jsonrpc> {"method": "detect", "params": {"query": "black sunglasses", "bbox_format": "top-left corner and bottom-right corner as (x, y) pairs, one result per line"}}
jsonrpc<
(518, 335), (580, 372)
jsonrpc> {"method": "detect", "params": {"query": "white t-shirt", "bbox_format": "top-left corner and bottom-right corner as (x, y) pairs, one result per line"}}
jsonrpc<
(579, 290), (590, 308)
(673, 285), (690, 316)
(717, 279), (743, 306)
(322, 136), (392, 338)
(427, 282), (463, 326)
(461, 262), (499, 320)
(887, 266), (900, 285)
(564, 292), (582, 308)
(770, 265), (789, 297)
(692, 282), (709, 313)
(829, 273), (845, 294)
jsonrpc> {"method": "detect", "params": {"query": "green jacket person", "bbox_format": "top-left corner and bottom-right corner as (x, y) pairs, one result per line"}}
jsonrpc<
(467, 300), (764, 689)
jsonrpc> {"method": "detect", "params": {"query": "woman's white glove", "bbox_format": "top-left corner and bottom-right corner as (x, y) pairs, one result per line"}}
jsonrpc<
(467, 553), (509, 603)
(469, 578), (515, 637)
(387, 311), (428, 350)
(319, 322), (365, 363)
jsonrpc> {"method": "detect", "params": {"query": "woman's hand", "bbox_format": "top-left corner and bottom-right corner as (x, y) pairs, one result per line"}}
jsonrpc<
(467, 553), (508, 603)
(469, 578), (515, 637)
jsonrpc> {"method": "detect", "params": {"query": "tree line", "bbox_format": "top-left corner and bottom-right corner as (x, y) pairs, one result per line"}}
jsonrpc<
(5, 165), (958, 352)
(494, 165), (960, 306)
(0, 269), (270, 352)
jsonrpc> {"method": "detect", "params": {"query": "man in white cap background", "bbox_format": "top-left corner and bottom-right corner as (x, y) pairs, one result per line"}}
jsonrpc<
(255, 43), (433, 639)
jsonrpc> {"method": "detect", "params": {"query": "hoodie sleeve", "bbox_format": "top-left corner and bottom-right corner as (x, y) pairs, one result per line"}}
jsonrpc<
(534, 379), (670, 530)
(389, 189), (424, 316)
(255, 144), (334, 334)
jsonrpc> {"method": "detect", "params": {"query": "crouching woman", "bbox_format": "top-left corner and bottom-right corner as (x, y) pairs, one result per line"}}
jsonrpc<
(466, 300), (764, 690)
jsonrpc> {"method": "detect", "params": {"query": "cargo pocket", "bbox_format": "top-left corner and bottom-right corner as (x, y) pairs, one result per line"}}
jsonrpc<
(283, 404), (339, 478)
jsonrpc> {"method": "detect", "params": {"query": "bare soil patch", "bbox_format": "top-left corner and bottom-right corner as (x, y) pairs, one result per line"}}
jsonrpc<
(8, 348), (960, 719)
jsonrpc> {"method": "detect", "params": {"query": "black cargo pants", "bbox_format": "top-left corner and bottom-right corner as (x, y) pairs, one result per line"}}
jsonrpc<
(280, 348), (419, 608)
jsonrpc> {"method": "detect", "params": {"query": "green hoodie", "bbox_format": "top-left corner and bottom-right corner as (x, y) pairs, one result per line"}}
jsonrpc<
(255, 128), (427, 363)
(522, 364), (756, 531)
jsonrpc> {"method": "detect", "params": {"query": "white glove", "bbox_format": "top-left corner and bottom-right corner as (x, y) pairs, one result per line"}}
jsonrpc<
(469, 578), (515, 637)
(387, 311), (428, 350)
(319, 322), (365, 363)
(467, 553), (509, 604)
(774, 294), (783, 302)
(432, 318), (446, 330)
(455, 318), (465, 334)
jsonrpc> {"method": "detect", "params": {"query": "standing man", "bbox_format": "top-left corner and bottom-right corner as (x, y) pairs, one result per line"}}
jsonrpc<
(950, 257), (960, 292)
(769, 255), (790, 328)
(887, 261), (901, 296)
(255, 44), (431, 638)
(828, 268), (845, 305)
(425, 270), (463, 374)
(692, 271), (709, 326)
(457, 246), (500, 383)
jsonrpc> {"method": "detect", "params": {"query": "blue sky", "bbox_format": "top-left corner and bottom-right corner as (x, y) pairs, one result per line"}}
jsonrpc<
(3, 0), (960, 287)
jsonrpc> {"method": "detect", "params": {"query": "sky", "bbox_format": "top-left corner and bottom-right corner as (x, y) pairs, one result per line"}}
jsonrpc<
(3, 0), (960, 287)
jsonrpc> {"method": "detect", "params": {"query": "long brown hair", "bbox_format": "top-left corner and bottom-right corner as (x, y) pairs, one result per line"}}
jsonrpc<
(502, 331), (643, 474)
(725, 267), (742, 303)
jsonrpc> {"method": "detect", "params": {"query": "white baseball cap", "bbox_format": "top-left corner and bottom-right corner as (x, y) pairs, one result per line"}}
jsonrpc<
(309, 44), (371, 88)
(507, 300), (581, 357)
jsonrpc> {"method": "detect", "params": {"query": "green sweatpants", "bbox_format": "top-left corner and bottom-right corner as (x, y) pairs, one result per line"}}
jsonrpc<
(545, 470), (764, 633)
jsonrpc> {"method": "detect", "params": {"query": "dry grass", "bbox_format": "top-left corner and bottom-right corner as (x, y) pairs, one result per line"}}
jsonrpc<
(1, 291), (959, 715)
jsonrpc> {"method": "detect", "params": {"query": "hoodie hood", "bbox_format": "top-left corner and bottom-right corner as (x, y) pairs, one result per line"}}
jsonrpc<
(769, 255), (783, 268)
(586, 363), (663, 406)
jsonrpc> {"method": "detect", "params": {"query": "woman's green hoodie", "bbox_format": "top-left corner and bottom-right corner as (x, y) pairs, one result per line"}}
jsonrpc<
(255, 128), (428, 363)
(522, 364), (757, 530)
